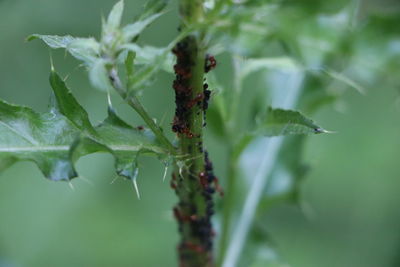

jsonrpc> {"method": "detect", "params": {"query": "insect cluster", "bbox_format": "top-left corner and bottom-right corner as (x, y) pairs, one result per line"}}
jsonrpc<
(170, 39), (220, 265)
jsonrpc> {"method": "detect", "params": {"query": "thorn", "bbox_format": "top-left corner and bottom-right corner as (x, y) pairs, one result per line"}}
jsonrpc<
(107, 93), (113, 108)
(132, 179), (141, 200)
(110, 175), (119, 184)
(49, 52), (55, 72)
(162, 165), (168, 182)
(314, 128), (336, 134)
(79, 175), (94, 186)
(68, 181), (75, 191)
(64, 73), (71, 82)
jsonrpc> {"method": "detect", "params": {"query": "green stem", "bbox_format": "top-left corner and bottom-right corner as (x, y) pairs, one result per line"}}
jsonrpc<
(126, 94), (177, 154)
(173, 34), (211, 267)
(217, 55), (242, 265)
(217, 147), (237, 266)
(108, 68), (177, 156)
(170, 0), (219, 266)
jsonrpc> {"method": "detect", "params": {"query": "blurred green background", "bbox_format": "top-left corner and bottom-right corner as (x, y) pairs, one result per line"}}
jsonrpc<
(1, 0), (400, 266)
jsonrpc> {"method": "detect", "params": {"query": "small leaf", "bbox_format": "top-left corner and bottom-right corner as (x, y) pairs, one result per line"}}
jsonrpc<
(29, 35), (100, 65)
(259, 107), (329, 136)
(120, 44), (174, 73)
(140, 0), (168, 20)
(66, 38), (100, 64)
(89, 59), (113, 91)
(125, 51), (136, 89)
(125, 51), (136, 75)
(122, 13), (163, 42)
(27, 34), (75, 48)
(49, 70), (96, 134)
(106, 0), (124, 30)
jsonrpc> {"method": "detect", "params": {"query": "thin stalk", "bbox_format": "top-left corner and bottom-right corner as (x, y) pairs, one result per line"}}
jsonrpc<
(108, 68), (177, 155)
(222, 71), (305, 267)
(126, 94), (177, 154)
(217, 147), (238, 266)
(222, 138), (283, 267)
(217, 56), (242, 265)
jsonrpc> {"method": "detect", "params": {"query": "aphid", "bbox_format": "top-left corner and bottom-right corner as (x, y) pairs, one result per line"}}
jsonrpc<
(199, 172), (208, 188)
(170, 180), (177, 190)
(203, 89), (211, 111)
(213, 177), (224, 197)
(204, 54), (217, 73)
(183, 242), (204, 254)
(186, 93), (204, 109)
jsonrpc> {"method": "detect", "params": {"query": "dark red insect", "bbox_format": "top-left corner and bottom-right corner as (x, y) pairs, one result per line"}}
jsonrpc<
(204, 54), (217, 73)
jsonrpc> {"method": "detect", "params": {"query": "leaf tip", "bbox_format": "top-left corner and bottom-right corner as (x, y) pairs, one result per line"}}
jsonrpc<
(50, 53), (55, 72)
(314, 128), (335, 134)
(132, 179), (141, 200)
(25, 34), (38, 42)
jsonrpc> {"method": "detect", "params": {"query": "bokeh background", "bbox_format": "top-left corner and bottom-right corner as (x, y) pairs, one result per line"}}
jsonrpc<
(1, 0), (400, 266)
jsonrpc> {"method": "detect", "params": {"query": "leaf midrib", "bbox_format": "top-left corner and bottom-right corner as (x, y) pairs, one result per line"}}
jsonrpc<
(0, 145), (149, 153)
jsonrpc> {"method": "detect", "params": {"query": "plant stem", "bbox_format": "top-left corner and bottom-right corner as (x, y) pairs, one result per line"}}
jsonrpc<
(126, 94), (177, 154)
(222, 71), (305, 267)
(222, 138), (284, 267)
(170, 0), (220, 266)
(217, 147), (237, 266)
(217, 56), (242, 265)
(108, 68), (177, 155)
(172, 36), (211, 265)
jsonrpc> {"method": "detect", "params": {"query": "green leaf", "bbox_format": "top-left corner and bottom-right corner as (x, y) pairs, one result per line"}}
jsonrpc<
(259, 107), (329, 136)
(122, 13), (163, 42)
(127, 65), (159, 92)
(0, 70), (166, 182)
(125, 51), (136, 89)
(0, 99), (80, 181)
(240, 57), (302, 82)
(66, 38), (100, 64)
(49, 71), (96, 134)
(140, 0), (168, 20)
(106, 0), (124, 30)
(89, 59), (113, 91)
(120, 44), (174, 73)
(28, 35), (100, 65)
(95, 107), (161, 155)
(27, 34), (75, 48)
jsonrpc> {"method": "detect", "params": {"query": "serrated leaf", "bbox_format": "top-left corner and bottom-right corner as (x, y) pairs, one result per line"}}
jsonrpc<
(0, 71), (166, 182)
(259, 107), (329, 136)
(122, 13), (163, 42)
(0, 99), (80, 181)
